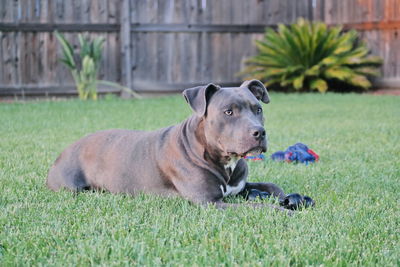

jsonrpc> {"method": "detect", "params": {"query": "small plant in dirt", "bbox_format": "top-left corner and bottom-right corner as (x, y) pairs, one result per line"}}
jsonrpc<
(56, 32), (104, 100)
(239, 18), (383, 92)
(55, 32), (140, 100)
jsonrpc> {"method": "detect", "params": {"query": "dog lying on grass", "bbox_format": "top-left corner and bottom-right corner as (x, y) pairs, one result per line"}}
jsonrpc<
(47, 80), (314, 213)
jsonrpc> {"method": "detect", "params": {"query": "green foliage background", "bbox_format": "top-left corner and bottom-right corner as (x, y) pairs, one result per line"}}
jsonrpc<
(56, 32), (105, 100)
(241, 19), (383, 92)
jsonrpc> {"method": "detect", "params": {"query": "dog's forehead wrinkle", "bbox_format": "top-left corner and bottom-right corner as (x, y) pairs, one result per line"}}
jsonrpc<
(210, 89), (257, 110)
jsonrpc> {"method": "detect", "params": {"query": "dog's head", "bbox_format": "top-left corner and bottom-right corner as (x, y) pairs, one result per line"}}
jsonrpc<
(183, 79), (270, 161)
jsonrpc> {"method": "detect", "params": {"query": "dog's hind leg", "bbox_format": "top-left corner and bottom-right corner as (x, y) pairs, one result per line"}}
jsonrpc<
(47, 159), (90, 192)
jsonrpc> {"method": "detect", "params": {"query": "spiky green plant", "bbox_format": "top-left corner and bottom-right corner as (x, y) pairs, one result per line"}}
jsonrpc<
(55, 32), (140, 100)
(56, 32), (104, 100)
(240, 18), (383, 92)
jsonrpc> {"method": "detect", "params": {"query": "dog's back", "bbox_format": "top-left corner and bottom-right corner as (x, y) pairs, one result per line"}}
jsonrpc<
(46, 128), (179, 196)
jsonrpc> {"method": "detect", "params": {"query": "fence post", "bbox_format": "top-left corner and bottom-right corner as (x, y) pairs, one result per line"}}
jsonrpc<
(120, 0), (132, 98)
(308, 0), (314, 21)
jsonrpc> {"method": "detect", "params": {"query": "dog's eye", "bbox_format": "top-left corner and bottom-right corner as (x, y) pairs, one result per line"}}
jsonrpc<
(257, 107), (263, 114)
(224, 109), (233, 116)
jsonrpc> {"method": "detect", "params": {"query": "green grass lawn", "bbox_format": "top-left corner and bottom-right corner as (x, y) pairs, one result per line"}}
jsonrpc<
(0, 93), (399, 266)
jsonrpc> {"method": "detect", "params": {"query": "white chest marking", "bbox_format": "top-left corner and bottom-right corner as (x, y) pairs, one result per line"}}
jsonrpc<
(220, 157), (245, 197)
(224, 158), (239, 173)
(220, 180), (246, 197)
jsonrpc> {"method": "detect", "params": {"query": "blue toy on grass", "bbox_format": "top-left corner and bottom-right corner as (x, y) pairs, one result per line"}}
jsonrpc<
(271, 143), (319, 164)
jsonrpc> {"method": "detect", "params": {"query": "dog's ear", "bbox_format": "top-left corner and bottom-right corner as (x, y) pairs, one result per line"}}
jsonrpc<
(241, 79), (270, 104)
(182, 83), (220, 117)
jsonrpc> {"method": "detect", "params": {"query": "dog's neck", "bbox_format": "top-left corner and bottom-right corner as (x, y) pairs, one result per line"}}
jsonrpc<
(180, 116), (230, 181)
(192, 117), (227, 164)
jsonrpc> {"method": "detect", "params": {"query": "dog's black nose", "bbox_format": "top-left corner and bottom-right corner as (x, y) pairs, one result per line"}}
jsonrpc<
(251, 127), (266, 140)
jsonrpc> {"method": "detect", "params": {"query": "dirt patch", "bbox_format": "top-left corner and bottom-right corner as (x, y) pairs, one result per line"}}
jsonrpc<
(369, 89), (400, 96)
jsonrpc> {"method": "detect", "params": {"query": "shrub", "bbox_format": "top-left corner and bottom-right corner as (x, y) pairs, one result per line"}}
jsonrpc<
(239, 18), (383, 92)
(56, 32), (104, 100)
(55, 32), (140, 100)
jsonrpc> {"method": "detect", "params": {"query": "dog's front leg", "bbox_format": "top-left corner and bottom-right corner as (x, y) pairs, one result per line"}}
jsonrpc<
(243, 182), (286, 201)
(242, 182), (315, 210)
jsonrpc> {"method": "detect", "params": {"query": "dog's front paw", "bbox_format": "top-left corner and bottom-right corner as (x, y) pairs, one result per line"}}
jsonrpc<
(246, 189), (271, 201)
(281, 193), (303, 210)
(280, 193), (315, 210)
(303, 195), (315, 209)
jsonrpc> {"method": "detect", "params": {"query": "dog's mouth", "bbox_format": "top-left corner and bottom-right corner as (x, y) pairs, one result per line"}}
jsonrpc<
(227, 146), (267, 158)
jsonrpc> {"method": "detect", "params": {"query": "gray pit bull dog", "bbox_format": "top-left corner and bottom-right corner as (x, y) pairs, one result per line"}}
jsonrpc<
(47, 80), (314, 212)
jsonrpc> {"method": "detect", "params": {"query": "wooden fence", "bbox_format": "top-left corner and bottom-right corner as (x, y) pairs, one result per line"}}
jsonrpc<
(0, 0), (122, 96)
(0, 0), (398, 97)
(313, 0), (400, 88)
